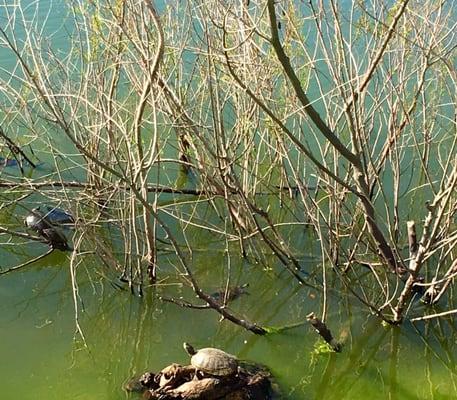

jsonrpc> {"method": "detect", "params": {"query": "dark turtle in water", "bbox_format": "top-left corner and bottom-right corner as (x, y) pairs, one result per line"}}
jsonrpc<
(40, 227), (70, 251)
(25, 209), (47, 232)
(29, 206), (74, 226)
(25, 206), (74, 230)
(210, 283), (249, 303)
(24, 206), (73, 250)
(183, 343), (238, 377)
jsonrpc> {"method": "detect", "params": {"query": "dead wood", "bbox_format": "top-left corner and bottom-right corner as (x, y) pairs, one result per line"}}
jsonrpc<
(307, 312), (342, 352)
(127, 363), (275, 400)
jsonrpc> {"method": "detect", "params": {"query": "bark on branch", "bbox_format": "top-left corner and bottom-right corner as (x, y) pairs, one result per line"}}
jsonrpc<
(266, 0), (360, 168)
(266, 0), (400, 274)
(307, 312), (341, 352)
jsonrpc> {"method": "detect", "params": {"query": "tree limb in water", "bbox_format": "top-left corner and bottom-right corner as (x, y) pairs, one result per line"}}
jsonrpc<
(0, 247), (54, 276)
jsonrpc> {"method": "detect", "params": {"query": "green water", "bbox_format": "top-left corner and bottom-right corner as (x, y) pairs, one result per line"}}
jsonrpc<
(2, 250), (457, 399)
(1, 1), (457, 400)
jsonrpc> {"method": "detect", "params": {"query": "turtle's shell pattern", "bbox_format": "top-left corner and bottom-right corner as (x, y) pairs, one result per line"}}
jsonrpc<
(40, 206), (75, 225)
(25, 207), (74, 232)
(190, 347), (238, 376)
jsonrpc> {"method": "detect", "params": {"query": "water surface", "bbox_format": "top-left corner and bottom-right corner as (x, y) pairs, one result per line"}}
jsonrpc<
(1, 1), (456, 400)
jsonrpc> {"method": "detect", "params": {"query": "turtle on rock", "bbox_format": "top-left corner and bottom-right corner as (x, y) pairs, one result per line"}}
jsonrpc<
(183, 342), (239, 378)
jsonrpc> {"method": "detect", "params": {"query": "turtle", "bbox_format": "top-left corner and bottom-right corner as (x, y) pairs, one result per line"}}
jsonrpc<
(24, 207), (72, 250)
(183, 342), (238, 377)
(40, 227), (70, 251)
(25, 208), (48, 232)
(42, 206), (74, 225)
(210, 283), (249, 304)
(25, 206), (74, 228)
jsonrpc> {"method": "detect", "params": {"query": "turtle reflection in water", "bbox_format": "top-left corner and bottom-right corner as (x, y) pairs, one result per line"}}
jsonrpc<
(183, 342), (239, 377)
(24, 206), (74, 251)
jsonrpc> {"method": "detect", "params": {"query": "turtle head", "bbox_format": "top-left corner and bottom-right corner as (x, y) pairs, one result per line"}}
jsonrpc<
(183, 342), (196, 356)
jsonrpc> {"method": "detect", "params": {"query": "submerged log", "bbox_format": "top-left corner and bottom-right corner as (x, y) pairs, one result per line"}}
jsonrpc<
(124, 372), (159, 393)
(307, 312), (342, 352)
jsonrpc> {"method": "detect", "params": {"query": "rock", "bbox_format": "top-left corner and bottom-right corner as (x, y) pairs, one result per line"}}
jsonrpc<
(124, 372), (158, 393)
(130, 363), (276, 400)
(157, 363), (194, 389)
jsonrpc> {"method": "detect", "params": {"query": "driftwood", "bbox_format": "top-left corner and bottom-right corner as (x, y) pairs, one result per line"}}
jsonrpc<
(306, 312), (341, 352)
(0, 179), (313, 196)
(161, 284), (250, 310)
(125, 362), (276, 400)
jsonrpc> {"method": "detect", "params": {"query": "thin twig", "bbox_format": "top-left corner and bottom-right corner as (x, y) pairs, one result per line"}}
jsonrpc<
(0, 248), (54, 276)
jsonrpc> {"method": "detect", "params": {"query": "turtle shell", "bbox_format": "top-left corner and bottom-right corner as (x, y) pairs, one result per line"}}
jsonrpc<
(40, 206), (75, 225)
(190, 347), (238, 376)
(25, 206), (74, 232)
(24, 207), (71, 250)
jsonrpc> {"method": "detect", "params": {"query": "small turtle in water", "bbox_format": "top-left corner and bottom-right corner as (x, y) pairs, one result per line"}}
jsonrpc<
(183, 342), (239, 377)
(24, 206), (73, 251)
(40, 227), (70, 251)
(25, 209), (48, 232)
(26, 206), (75, 227)
(25, 206), (74, 229)
(210, 283), (249, 303)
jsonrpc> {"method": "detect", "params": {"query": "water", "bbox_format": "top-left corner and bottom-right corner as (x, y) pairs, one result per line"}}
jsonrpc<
(2, 252), (457, 399)
(1, 1), (457, 399)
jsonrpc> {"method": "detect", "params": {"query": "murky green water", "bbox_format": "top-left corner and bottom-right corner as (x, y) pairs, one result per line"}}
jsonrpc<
(2, 249), (457, 399)
(1, 1), (457, 399)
